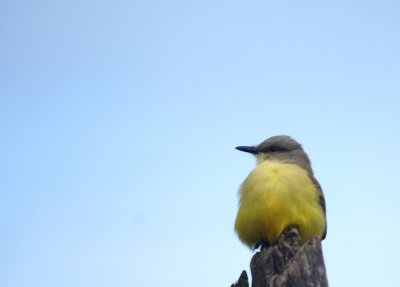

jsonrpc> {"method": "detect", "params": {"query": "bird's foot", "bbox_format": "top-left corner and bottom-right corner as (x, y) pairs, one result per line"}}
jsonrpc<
(254, 239), (270, 252)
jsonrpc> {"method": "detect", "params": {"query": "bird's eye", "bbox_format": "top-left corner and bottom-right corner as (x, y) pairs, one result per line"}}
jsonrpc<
(270, 146), (278, 152)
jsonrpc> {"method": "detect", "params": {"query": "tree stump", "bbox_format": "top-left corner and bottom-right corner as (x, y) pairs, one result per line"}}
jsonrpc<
(231, 227), (328, 287)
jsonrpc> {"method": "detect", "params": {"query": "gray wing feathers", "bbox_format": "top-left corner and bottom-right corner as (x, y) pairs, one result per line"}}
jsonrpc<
(309, 174), (327, 240)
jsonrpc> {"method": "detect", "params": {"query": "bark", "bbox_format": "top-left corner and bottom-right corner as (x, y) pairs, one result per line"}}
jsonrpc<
(232, 227), (328, 287)
(231, 271), (248, 287)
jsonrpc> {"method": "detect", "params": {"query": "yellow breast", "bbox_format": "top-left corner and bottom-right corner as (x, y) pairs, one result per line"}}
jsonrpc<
(234, 161), (325, 248)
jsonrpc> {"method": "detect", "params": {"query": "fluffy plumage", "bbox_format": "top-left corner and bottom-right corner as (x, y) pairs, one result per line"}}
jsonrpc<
(234, 136), (327, 249)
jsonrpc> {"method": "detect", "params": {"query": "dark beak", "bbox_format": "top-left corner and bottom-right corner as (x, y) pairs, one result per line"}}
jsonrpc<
(235, 146), (259, 154)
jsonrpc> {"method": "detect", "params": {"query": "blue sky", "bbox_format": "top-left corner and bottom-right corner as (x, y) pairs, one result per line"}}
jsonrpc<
(1, 0), (400, 286)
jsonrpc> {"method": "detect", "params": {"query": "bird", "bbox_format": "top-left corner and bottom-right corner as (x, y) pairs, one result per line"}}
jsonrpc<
(234, 135), (327, 249)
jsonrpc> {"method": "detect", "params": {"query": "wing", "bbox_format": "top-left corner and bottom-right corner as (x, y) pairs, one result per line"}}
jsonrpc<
(310, 173), (327, 240)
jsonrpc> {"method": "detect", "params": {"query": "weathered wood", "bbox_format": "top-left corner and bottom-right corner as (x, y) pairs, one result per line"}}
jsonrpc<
(231, 271), (248, 287)
(232, 227), (328, 287)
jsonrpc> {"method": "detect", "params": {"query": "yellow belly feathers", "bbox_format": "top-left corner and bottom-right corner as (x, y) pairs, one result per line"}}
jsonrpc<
(235, 161), (325, 248)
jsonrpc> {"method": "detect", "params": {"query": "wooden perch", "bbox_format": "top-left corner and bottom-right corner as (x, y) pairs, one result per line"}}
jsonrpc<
(231, 227), (328, 287)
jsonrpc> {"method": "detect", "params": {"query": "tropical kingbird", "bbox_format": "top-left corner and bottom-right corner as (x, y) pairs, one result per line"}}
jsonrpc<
(234, 135), (327, 249)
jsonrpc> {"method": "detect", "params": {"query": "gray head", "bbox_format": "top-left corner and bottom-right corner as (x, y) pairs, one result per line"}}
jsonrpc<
(236, 135), (313, 174)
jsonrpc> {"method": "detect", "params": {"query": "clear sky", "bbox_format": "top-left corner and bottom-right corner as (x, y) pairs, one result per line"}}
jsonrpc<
(1, 0), (400, 286)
